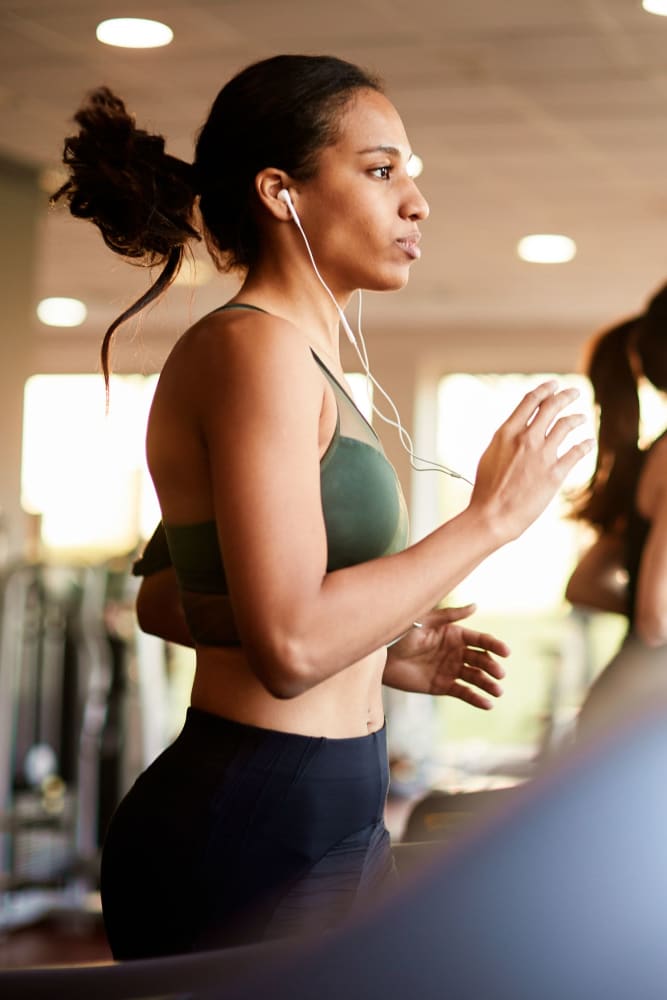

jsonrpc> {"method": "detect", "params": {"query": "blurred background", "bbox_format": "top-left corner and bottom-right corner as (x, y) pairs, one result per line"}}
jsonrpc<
(1, 0), (667, 964)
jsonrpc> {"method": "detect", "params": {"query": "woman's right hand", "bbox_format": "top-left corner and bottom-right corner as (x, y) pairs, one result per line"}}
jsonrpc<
(470, 381), (594, 543)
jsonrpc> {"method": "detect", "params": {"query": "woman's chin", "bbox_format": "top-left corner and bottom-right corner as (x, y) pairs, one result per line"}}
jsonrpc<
(368, 269), (412, 293)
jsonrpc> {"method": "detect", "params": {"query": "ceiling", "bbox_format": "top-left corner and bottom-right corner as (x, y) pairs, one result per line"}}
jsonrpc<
(4, 0), (667, 361)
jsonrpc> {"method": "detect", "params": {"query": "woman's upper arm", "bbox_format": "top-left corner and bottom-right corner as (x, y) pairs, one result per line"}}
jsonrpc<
(565, 531), (628, 615)
(198, 319), (329, 686)
(634, 488), (667, 645)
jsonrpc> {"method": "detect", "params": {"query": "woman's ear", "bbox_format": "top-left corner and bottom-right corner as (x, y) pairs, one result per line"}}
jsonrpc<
(255, 168), (294, 221)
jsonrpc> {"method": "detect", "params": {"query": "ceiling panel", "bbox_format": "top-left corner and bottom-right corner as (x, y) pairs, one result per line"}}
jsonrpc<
(2, 0), (667, 353)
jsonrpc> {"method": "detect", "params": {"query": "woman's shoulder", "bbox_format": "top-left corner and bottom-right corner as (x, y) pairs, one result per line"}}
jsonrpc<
(165, 302), (313, 376)
(183, 301), (295, 347)
(157, 301), (323, 416)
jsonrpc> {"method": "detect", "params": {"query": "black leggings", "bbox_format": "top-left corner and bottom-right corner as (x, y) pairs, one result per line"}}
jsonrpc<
(100, 708), (396, 959)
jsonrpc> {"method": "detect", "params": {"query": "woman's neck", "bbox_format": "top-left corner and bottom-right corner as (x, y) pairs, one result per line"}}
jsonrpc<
(236, 269), (350, 363)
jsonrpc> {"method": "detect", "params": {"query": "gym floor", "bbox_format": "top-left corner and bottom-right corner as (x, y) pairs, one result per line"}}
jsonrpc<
(0, 911), (111, 969)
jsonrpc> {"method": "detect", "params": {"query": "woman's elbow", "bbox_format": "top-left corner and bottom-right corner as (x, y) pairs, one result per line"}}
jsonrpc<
(256, 669), (311, 701)
(247, 633), (319, 700)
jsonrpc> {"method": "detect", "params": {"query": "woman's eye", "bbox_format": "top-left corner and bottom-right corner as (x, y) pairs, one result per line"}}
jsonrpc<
(371, 165), (392, 180)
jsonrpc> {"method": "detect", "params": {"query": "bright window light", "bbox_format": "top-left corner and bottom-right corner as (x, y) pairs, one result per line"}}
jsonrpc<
(22, 375), (160, 560)
(517, 234), (576, 264)
(96, 18), (174, 49)
(36, 297), (87, 327)
(642, 0), (667, 16)
(436, 372), (595, 613)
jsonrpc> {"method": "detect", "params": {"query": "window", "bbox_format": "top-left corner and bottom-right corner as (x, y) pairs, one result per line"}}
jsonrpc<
(21, 375), (160, 560)
(426, 370), (667, 777)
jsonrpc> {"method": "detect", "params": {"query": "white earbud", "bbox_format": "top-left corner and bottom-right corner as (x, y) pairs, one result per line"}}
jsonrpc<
(278, 187), (298, 221)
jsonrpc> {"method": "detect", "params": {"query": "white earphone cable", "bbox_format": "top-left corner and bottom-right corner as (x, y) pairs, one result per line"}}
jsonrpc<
(285, 193), (472, 486)
(352, 291), (473, 484)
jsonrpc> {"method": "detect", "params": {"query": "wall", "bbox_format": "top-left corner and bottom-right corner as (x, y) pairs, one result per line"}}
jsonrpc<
(0, 157), (42, 561)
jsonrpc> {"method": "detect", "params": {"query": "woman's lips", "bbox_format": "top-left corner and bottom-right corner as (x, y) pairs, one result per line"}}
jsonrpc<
(396, 236), (421, 260)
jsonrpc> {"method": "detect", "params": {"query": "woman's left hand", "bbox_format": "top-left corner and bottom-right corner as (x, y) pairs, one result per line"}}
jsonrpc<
(383, 604), (509, 710)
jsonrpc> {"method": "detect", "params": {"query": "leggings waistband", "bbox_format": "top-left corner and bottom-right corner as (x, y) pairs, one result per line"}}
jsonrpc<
(181, 706), (388, 779)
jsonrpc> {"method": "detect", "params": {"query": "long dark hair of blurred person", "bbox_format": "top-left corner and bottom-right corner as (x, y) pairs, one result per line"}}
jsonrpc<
(567, 283), (667, 739)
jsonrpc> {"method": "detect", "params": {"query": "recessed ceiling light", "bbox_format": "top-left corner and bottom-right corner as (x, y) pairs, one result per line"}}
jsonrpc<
(517, 233), (577, 264)
(37, 297), (87, 327)
(642, 0), (667, 16)
(96, 18), (174, 49)
(407, 154), (424, 179)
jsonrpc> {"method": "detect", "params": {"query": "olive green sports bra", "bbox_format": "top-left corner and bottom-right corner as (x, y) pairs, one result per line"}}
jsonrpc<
(133, 304), (409, 645)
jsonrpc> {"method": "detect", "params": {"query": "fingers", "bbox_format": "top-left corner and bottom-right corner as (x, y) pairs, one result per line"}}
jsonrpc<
(543, 411), (588, 451)
(527, 386), (581, 438)
(502, 383), (586, 446)
(501, 380), (560, 434)
(459, 630), (511, 662)
(462, 656), (504, 688)
(428, 603), (477, 625)
(493, 383), (594, 494)
(447, 680), (495, 711)
(447, 660), (505, 709)
(554, 436), (596, 477)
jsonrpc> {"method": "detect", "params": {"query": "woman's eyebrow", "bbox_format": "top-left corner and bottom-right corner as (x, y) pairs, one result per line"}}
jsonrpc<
(356, 144), (406, 158)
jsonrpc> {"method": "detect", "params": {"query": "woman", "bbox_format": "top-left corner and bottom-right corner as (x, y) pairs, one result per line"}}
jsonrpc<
(54, 54), (590, 958)
(566, 286), (667, 740)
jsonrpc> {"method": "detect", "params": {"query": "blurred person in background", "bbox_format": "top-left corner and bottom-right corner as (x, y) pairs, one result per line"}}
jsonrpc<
(567, 283), (667, 739)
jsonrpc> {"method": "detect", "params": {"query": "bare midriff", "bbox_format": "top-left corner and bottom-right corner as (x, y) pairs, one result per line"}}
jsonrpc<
(190, 645), (387, 738)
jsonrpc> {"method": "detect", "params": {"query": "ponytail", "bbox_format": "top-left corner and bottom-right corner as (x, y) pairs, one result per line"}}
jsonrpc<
(52, 87), (201, 388)
(569, 317), (642, 532)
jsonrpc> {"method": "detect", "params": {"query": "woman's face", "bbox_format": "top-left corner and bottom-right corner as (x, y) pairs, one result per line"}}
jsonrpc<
(295, 88), (429, 296)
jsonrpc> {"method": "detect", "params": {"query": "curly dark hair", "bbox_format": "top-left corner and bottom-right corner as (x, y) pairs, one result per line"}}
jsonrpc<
(52, 55), (383, 387)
